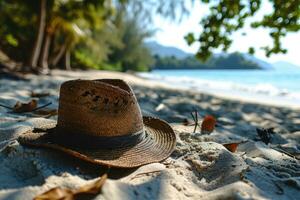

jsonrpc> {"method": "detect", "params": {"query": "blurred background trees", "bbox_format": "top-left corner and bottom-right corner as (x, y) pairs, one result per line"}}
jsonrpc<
(0, 0), (299, 73)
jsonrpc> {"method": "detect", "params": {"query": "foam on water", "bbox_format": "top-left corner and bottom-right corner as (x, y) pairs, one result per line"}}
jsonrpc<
(139, 70), (300, 109)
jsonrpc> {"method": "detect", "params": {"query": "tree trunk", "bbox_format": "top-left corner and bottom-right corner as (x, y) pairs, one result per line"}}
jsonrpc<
(50, 44), (66, 67)
(28, 0), (47, 69)
(40, 32), (51, 71)
(65, 50), (71, 70)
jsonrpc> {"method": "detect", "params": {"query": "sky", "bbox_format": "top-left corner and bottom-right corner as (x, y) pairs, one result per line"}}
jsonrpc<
(151, 1), (300, 66)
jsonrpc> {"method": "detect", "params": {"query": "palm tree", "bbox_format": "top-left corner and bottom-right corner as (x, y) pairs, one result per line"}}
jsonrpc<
(38, 0), (110, 71)
(28, 0), (46, 69)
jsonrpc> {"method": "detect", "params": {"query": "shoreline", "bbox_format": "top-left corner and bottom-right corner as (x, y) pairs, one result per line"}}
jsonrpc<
(137, 71), (300, 110)
(4, 69), (298, 110)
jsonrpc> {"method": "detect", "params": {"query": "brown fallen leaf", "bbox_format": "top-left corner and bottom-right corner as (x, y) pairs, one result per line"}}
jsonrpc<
(223, 142), (240, 153)
(31, 91), (50, 98)
(34, 187), (73, 200)
(34, 173), (107, 200)
(75, 173), (107, 195)
(201, 115), (216, 134)
(222, 141), (248, 153)
(13, 99), (37, 113)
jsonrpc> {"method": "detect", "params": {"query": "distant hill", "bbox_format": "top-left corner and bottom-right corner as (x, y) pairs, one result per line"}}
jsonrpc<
(214, 53), (273, 70)
(152, 52), (263, 70)
(242, 54), (273, 70)
(145, 41), (191, 59)
(146, 41), (299, 70)
(146, 41), (271, 69)
(272, 61), (300, 70)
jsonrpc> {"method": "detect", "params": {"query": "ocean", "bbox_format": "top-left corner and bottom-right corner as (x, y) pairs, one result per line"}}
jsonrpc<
(139, 69), (300, 108)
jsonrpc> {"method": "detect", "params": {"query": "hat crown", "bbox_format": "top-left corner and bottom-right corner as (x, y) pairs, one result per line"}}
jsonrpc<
(57, 79), (144, 137)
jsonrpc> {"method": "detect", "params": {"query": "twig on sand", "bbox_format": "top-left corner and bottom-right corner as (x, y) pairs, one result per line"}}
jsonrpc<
(129, 170), (162, 180)
(0, 103), (13, 110)
(190, 110), (201, 133)
(31, 102), (52, 112)
(0, 101), (52, 113)
(271, 147), (299, 160)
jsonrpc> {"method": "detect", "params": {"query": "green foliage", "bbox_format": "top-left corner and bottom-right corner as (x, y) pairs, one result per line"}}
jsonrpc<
(185, 33), (195, 45)
(72, 23), (122, 69)
(186, 0), (300, 61)
(0, 0), (298, 71)
(153, 53), (261, 70)
(0, 0), (155, 72)
(248, 47), (255, 55)
(73, 49), (98, 69)
(71, 4), (154, 71)
(0, 0), (37, 61)
(107, 6), (154, 72)
(5, 34), (18, 47)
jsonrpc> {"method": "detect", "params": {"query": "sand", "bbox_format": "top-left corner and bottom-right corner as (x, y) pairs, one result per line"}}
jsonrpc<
(0, 70), (299, 200)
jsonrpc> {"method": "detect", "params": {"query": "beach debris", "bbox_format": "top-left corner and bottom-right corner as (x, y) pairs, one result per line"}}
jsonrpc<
(31, 91), (50, 98)
(13, 99), (38, 113)
(190, 110), (201, 133)
(223, 142), (240, 153)
(0, 100), (52, 113)
(222, 141), (247, 153)
(129, 170), (163, 180)
(34, 187), (73, 200)
(187, 112), (216, 134)
(182, 118), (190, 126)
(182, 118), (188, 125)
(271, 145), (300, 160)
(34, 173), (107, 200)
(201, 115), (216, 134)
(256, 127), (275, 145)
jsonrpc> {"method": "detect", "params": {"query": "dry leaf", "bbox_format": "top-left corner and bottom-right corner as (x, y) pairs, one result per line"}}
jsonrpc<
(75, 173), (107, 195)
(34, 187), (73, 200)
(34, 173), (107, 200)
(201, 115), (216, 134)
(223, 142), (240, 153)
(31, 91), (50, 98)
(13, 99), (37, 113)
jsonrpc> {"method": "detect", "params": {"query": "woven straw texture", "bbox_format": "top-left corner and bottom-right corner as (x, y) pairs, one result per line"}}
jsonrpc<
(57, 79), (144, 137)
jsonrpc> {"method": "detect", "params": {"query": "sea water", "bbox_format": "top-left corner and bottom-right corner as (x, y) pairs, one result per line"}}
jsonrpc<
(139, 69), (300, 108)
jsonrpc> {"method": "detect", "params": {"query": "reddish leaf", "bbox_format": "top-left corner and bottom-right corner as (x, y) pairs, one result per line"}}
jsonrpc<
(34, 173), (107, 200)
(223, 142), (240, 153)
(201, 115), (216, 134)
(75, 173), (107, 195)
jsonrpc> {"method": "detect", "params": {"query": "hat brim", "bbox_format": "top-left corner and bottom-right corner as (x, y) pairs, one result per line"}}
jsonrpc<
(17, 116), (176, 168)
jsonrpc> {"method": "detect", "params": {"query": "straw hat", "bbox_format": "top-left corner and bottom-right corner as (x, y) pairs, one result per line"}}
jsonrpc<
(18, 79), (176, 168)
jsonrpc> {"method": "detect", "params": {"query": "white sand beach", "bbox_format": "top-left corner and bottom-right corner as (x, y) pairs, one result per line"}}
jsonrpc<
(0, 70), (299, 200)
